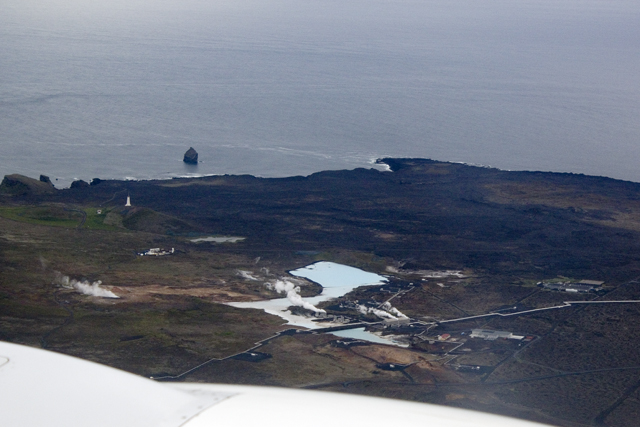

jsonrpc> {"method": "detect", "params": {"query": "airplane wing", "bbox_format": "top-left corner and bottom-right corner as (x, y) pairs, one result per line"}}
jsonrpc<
(0, 341), (550, 427)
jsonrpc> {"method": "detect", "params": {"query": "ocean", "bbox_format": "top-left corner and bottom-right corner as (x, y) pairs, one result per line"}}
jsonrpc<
(1, 0), (639, 187)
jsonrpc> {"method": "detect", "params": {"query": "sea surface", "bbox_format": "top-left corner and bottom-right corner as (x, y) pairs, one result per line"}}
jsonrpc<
(2, 0), (639, 187)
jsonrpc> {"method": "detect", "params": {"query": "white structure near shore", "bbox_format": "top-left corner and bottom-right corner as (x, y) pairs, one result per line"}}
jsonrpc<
(470, 329), (524, 341)
(138, 248), (174, 256)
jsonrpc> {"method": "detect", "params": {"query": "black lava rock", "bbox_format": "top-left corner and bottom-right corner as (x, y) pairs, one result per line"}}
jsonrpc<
(183, 147), (198, 164)
(70, 180), (90, 189)
(39, 175), (53, 185)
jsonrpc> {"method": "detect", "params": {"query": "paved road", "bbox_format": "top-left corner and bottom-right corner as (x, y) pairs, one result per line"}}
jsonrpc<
(438, 299), (640, 324)
(152, 328), (303, 381)
(100, 189), (127, 207)
(63, 207), (87, 228)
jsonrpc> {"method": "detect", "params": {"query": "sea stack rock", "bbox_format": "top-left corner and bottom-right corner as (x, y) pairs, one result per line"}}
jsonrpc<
(183, 147), (198, 165)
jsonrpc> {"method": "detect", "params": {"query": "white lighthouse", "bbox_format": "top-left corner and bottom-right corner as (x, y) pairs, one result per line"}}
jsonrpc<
(125, 196), (131, 207)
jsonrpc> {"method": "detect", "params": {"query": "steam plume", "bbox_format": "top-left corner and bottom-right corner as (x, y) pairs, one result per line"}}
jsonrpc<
(267, 280), (326, 314)
(357, 302), (407, 320)
(55, 272), (119, 298)
(238, 270), (260, 281)
(357, 305), (397, 320)
(381, 301), (408, 318)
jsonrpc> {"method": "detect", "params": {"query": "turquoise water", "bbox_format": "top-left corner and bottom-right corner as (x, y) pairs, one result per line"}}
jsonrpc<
(229, 261), (406, 345)
(228, 261), (387, 328)
(290, 261), (387, 299)
(331, 327), (408, 347)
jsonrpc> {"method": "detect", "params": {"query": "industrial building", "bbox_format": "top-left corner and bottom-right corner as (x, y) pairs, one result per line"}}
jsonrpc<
(540, 281), (602, 293)
(382, 318), (411, 328)
(138, 248), (175, 256)
(470, 329), (524, 341)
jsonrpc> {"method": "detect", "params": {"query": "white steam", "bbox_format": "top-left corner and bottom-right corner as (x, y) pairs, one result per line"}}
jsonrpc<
(357, 302), (407, 320)
(358, 305), (396, 319)
(381, 301), (408, 318)
(73, 281), (119, 298)
(238, 270), (260, 281)
(55, 273), (119, 299)
(267, 280), (326, 314)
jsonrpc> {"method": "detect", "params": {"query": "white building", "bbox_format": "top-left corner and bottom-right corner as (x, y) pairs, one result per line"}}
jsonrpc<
(470, 329), (524, 341)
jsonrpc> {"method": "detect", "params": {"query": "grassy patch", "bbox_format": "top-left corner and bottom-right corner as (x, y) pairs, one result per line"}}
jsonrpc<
(0, 206), (81, 228)
(81, 208), (123, 231)
(0, 206), (122, 231)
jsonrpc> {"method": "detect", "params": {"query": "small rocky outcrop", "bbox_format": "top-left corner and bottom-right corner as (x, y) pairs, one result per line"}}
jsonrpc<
(39, 175), (54, 186)
(90, 178), (103, 186)
(183, 147), (198, 164)
(70, 180), (90, 189)
(0, 174), (57, 196)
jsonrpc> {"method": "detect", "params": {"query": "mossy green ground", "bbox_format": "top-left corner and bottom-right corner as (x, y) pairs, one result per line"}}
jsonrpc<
(0, 205), (122, 231)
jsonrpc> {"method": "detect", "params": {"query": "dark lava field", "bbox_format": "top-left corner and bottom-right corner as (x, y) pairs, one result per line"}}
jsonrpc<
(4, 158), (640, 427)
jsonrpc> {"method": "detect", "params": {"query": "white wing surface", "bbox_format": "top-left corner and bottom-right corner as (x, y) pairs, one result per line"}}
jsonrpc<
(0, 341), (550, 427)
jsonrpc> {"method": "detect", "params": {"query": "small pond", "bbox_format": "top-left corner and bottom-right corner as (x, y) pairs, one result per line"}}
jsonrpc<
(190, 236), (245, 243)
(330, 327), (409, 347)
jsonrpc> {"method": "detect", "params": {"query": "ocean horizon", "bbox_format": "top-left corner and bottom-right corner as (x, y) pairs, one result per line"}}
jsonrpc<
(2, 0), (639, 187)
